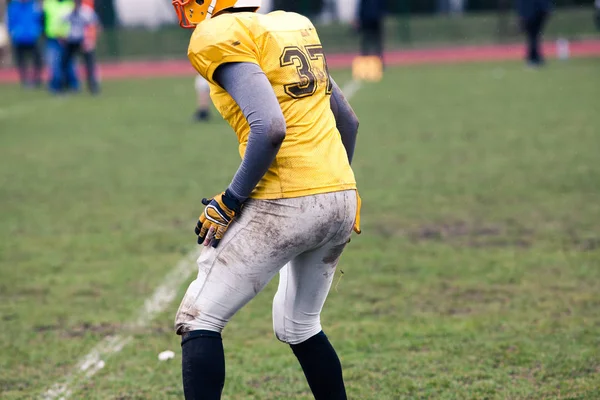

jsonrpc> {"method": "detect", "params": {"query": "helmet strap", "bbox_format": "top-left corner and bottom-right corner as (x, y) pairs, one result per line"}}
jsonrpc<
(206, 0), (218, 19)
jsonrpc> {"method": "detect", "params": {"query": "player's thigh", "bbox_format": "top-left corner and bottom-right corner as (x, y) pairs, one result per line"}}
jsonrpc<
(272, 239), (351, 344)
(175, 200), (306, 334)
(272, 192), (357, 343)
(176, 231), (278, 334)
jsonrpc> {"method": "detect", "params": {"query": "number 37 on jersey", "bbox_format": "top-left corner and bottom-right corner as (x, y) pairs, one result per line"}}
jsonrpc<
(280, 44), (333, 99)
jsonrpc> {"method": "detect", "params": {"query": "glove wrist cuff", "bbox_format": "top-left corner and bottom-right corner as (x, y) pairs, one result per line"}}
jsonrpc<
(223, 189), (243, 213)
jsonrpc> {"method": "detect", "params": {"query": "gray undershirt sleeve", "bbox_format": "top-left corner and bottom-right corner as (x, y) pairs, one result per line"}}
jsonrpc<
(329, 77), (359, 164)
(213, 62), (287, 203)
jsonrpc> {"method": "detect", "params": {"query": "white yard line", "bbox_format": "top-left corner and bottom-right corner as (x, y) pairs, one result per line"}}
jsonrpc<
(42, 250), (200, 400)
(341, 79), (363, 101)
(40, 78), (363, 400)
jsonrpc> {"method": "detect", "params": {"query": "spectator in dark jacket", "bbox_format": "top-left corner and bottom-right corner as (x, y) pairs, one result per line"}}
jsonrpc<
(595, 0), (600, 30)
(516, 0), (552, 66)
(6, 0), (44, 87)
(356, 0), (385, 62)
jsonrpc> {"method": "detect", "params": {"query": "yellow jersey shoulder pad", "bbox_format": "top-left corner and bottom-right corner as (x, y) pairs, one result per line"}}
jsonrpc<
(188, 14), (260, 84)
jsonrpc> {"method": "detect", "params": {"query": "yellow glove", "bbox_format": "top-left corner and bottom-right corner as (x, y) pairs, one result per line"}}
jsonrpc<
(195, 190), (242, 248)
(354, 190), (362, 234)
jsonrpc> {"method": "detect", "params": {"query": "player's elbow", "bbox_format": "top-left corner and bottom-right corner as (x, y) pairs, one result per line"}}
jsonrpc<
(344, 113), (359, 137)
(350, 114), (360, 134)
(268, 116), (287, 147)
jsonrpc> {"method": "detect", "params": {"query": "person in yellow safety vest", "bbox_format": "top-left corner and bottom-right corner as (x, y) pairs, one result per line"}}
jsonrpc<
(43, 0), (76, 93)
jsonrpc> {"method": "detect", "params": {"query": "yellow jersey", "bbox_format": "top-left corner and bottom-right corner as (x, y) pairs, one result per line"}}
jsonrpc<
(188, 11), (357, 200)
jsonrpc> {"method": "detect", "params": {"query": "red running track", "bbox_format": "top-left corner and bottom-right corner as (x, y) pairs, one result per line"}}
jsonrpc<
(1, 39), (599, 83)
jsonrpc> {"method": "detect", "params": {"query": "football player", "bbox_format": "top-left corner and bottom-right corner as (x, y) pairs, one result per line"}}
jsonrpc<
(171, 1), (361, 399)
(194, 75), (211, 121)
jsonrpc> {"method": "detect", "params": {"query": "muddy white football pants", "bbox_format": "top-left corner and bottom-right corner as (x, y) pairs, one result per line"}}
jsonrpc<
(174, 190), (357, 345)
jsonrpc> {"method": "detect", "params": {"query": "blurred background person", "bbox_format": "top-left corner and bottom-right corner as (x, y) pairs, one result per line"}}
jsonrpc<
(516, 0), (552, 67)
(43, 0), (75, 93)
(82, 0), (100, 90)
(61, 0), (100, 94)
(437, 0), (467, 15)
(193, 75), (210, 122)
(596, 0), (600, 30)
(6, 0), (44, 88)
(356, 0), (386, 63)
(0, 16), (8, 68)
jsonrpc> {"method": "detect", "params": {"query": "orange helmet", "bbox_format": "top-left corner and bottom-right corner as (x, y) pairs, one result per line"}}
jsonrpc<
(172, 0), (261, 29)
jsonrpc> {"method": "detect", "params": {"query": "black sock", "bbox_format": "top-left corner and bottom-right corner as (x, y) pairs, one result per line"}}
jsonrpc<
(290, 331), (347, 400)
(181, 330), (225, 400)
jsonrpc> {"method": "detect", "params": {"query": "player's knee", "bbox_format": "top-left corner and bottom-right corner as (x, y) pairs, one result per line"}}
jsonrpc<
(175, 281), (227, 335)
(272, 317), (322, 345)
(174, 306), (226, 336)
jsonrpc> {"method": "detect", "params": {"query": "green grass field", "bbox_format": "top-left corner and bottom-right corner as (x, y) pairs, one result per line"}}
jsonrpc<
(1, 58), (600, 399)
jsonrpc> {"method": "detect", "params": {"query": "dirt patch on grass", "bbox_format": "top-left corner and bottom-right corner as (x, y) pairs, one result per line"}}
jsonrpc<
(71, 287), (104, 297)
(12, 286), (50, 298)
(411, 283), (515, 316)
(2, 313), (17, 321)
(447, 286), (514, 304)
(573, 237), (600, 252)
(248, 375), (291, 388)
(63, 322), (120, 337)
(148, 325), (172, 335)
(34, 321), (121, 337)
(377, 218), (600, 251)
(0, 378), (31, 392)
(407, 220), (533, 248)
(414, 221), (501, 240)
